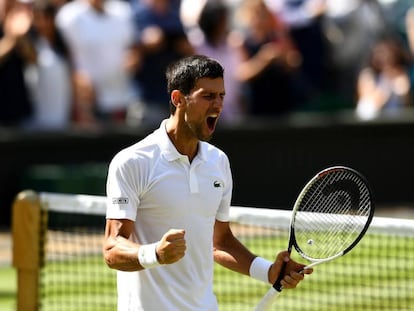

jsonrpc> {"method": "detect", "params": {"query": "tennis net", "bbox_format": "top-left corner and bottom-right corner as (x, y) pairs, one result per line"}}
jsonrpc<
(12, 191), (414, 311)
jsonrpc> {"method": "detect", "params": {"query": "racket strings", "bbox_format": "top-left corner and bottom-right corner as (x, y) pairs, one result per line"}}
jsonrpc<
(294, 170), (372, 260)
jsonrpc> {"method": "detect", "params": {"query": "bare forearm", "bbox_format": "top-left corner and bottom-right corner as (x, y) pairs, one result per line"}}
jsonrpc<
(213, 235), (256, 276)
(236, 55), (271, 82)
(103, 236), (143, 271)
(103, 219), (186, 271)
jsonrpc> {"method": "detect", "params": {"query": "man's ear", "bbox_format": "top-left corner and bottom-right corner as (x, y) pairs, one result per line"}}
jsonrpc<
(171, 90), (185, 109)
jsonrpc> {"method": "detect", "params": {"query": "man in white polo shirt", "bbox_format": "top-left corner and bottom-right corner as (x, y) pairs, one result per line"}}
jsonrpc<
(103, 55), (312, 310)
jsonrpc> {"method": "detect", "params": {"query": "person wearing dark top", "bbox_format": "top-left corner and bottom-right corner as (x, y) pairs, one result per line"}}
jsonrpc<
(235, 0), (303, 117)
(131, 0), (193, 125)
(0, 0), (36, 126)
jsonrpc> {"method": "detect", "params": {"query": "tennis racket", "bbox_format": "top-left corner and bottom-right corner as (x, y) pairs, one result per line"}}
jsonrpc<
(254, 166), (374, 311)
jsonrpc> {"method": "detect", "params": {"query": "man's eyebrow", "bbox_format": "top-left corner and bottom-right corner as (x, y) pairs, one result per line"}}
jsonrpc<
(201, 90), (226, 95)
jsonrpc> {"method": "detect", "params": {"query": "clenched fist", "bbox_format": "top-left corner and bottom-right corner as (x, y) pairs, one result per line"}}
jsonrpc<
(156, 229), (186, 264)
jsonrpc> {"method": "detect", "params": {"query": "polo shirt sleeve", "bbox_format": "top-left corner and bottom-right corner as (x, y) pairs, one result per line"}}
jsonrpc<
(215, 153), (233, 222)
(106, 151), (141, 221)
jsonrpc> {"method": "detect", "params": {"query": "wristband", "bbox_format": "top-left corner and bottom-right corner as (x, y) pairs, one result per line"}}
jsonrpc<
(138, 242), (161, 269)
(249, 257), (272, 283)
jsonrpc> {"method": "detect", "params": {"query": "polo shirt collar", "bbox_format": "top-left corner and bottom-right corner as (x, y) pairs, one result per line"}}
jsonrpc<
(158, 119), (207, 163)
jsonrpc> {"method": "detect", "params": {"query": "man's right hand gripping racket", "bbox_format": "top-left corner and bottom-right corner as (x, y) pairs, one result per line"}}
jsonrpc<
(254, 166), (375, 311)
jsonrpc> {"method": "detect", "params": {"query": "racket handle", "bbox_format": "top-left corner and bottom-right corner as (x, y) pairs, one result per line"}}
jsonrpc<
(272, 259), (287, 292)
(253, 287), (281, 311)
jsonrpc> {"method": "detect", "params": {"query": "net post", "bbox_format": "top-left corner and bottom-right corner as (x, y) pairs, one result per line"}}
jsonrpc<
(12, 190), (43, 311)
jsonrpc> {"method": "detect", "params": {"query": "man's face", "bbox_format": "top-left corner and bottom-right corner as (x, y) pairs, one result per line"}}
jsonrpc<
(182, 77), (225, 142)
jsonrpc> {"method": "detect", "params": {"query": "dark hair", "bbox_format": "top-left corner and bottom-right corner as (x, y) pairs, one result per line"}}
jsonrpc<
(32, 2), (69, 59)
(369, 36), (413, 74)
(198, 1), (228, 46)
(166, 55), (224, 112)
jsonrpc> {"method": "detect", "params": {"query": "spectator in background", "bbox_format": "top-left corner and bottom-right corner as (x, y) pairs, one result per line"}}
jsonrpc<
(266, 0), (329, 104)
(0, 0), (36, 127)
(25, 0), (72, 130)
(356, 36), (413, 120)
(234, 0), (303, 117)
(56, 0), (139, 128)
(191, 0), (246, 124)
(322, 0), (388, 110)
(130, 0), (194, 126)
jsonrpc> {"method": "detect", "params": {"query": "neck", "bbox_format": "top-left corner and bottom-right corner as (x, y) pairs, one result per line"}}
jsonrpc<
(166, 117), (199, 162)
(88, 0), (105, 13)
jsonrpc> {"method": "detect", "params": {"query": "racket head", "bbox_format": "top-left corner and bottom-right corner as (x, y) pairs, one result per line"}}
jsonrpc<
(289, 166), (374, 262)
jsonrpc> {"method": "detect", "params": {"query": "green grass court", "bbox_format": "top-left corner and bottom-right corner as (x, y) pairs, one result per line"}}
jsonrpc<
(216, 233), (414, 310)
(1, 233), (413, 310)
(0, 266), (15, 311)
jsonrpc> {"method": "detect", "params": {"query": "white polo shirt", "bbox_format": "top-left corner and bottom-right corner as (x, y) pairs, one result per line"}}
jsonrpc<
(106, 120), (232, 311)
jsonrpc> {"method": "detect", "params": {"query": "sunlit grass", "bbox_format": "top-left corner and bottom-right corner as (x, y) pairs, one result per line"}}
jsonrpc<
(1, 233), (412, 310)
(214, 233), (414, 311)
(0, 266), (16, 311)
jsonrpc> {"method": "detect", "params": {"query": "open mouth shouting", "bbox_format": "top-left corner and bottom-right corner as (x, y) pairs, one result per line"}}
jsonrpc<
(206, 114), (219, 133)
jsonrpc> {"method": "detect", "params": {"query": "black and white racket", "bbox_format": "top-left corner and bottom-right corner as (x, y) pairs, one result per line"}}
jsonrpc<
(254, 166), (375, 311)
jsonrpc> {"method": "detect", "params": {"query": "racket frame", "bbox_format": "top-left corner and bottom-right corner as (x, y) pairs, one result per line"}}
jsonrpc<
(289, 166), (375, 270)
(273, 166), (374, 293)
(254, 166), (374, 311)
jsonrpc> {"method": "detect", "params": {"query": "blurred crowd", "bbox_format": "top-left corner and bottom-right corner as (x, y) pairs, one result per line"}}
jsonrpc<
(1, 0), (414, 130)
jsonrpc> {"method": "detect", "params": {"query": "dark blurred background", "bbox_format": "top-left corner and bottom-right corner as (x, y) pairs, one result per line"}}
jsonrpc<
(1, 111), (414, 226)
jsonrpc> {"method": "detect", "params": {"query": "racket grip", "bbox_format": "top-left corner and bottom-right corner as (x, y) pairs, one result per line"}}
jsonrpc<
(253, 287), (281, 311)
(272, 260), (287, 292)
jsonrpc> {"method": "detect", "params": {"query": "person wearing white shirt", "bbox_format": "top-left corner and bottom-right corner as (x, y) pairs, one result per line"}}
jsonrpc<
(56, 0), (138, 126)
(103, 55), (312, 310)
(26, 2), (72, 130)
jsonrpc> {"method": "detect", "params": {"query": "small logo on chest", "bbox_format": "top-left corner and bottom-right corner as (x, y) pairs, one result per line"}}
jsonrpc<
(213, 180), (222, 188)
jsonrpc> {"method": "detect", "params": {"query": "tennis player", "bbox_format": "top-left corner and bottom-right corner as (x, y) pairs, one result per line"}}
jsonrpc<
(103, 55), (312, 310)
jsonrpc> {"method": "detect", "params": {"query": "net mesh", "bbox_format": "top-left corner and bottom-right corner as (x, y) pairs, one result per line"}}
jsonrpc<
(39, 195), (116, 311)
(35, 193), (414, 311)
